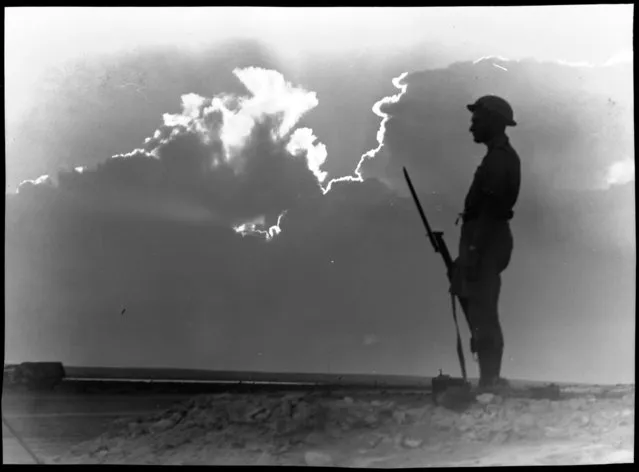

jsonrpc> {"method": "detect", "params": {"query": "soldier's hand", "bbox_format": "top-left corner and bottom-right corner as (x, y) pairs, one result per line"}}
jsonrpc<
(450, 258), (469, 296)
(448, 258), (459, 281)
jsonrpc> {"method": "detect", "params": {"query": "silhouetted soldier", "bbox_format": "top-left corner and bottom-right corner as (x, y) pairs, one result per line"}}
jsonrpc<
(451, 95), (521, 391)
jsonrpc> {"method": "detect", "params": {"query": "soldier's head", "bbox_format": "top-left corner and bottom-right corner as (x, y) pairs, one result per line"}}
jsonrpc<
(467, 95), (516, 144)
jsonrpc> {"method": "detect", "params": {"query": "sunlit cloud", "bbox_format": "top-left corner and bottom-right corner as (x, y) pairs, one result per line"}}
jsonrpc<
(473, 55), (511, 64)
(286, 128), (328, 183)
(155, 67), (320, 167)
(233, 215), (266, 236)
(322, 72), (409, 194)
(16, 174), (52, 193)
(603, 49), (633, 67)
(475, 52), (632, 70)
(232, 211), (287, 241)
(234, 67), (319, 140)
(12, 66), (323, 242)
(605, 157), (635, 188)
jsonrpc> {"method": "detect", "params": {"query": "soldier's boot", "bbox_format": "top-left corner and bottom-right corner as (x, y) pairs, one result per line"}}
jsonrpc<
(489, 345), (509, 388)
(491, 332), (509, 387)
(477, 348), (494, 389)
(477, 345), (510, 393)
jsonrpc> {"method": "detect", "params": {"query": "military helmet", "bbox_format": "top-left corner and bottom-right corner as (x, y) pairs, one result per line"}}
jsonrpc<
(467, 95), (517, 126)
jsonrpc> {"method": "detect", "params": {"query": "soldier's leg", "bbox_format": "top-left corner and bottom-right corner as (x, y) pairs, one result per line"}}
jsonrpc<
(488, 223), (513, 383)
(483, 272), (505, 383)
(459, 220), (511, 368)
(467, 269), (503, 387)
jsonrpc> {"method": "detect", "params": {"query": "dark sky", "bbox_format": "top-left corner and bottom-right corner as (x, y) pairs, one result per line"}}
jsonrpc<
(5, 7), (634, 384)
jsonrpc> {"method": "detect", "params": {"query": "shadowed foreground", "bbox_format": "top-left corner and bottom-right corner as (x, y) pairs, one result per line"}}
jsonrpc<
(3, 379), (634, 466)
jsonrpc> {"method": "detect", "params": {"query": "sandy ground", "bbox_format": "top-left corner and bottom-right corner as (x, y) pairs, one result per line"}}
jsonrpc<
(3, 383), (634, 466)
(2, 391), (191, 464)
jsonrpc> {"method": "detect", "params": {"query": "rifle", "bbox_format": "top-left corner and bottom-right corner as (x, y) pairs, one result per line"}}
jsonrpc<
(402, 167), (472, 382)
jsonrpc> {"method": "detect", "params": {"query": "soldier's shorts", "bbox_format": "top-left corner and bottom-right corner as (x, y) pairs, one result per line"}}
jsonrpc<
(456, 219), (513, 351)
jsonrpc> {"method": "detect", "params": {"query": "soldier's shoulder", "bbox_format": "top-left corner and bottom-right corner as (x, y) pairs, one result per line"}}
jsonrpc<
(485, 142), (513, 160)
(493, 140), (520, 163)
(495, 139), (516, 152)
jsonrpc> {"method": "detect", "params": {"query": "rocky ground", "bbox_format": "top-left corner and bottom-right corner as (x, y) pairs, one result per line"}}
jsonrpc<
(53, 383), (634, 466)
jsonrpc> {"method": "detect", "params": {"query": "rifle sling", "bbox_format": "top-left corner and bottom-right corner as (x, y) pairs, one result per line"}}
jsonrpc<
(451, 293), (468, 382)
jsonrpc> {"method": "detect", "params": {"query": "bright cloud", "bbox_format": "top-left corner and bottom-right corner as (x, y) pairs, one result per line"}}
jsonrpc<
(605, 157), (635, 188)
(286, 128), (328, 183)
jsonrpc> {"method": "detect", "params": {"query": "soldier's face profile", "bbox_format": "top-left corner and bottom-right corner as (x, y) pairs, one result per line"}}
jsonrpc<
(469, 112), (490, 143)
